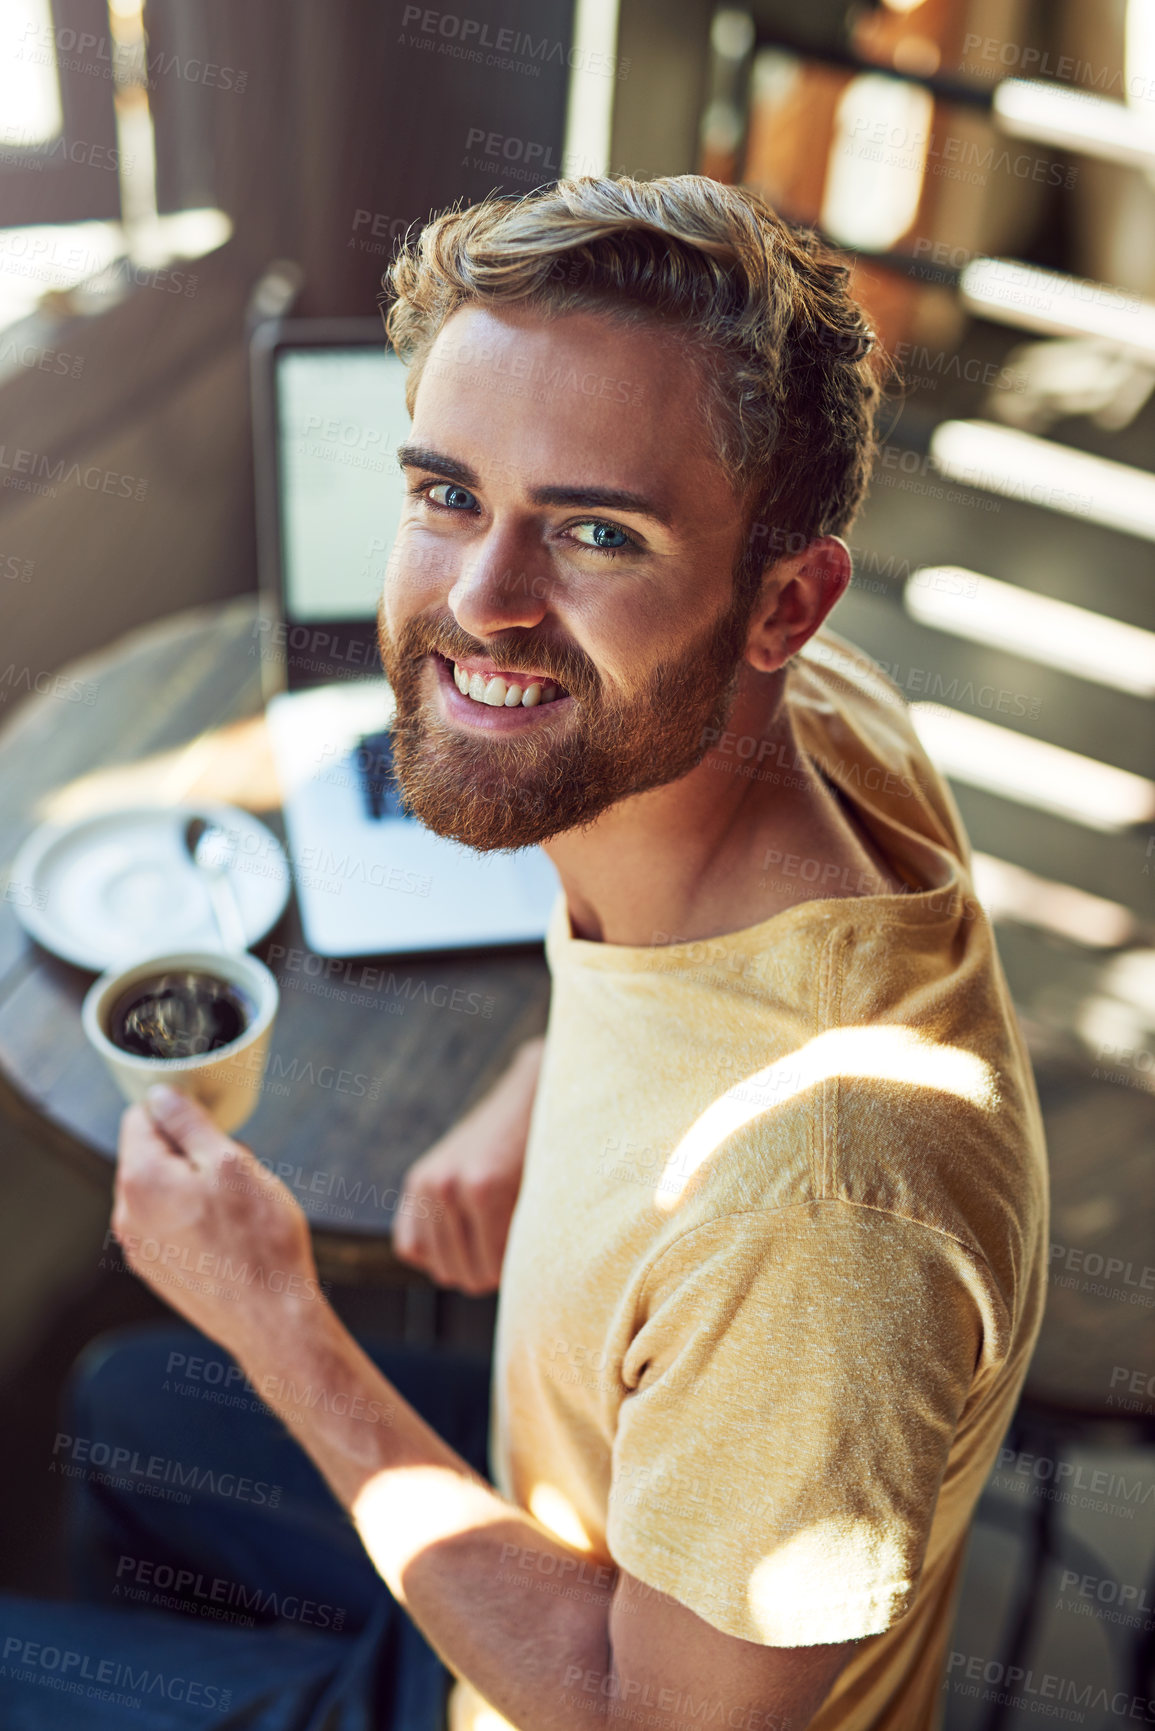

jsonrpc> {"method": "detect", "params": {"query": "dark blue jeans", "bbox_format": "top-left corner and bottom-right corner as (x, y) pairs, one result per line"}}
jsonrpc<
(0, 1324), (492, 1730)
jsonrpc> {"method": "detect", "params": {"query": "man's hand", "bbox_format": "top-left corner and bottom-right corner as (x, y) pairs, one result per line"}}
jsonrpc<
(112, 1084), (327, 1362)
(393, 1036), (544, 1294)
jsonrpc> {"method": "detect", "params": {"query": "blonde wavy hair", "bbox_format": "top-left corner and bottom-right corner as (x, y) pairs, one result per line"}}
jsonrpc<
(383, 174), (884, 591)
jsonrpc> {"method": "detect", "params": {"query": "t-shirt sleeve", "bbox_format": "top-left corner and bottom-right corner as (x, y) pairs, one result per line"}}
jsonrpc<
(605, 1202), (988, 1646)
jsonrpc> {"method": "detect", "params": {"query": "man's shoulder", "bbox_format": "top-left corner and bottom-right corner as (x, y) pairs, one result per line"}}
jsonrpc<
(787, 624), (974, 873)
(642, 906), (1047, 1323)
(792, 624), (909, 712)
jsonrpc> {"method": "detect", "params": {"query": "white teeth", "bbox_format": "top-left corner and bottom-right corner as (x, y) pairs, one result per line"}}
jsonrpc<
(452, 662), (563, 708)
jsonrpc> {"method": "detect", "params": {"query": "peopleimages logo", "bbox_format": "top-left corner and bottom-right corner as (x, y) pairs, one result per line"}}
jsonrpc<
(114, 1555), (346, 1630)
(945, 1651), (1155, 1723)
(51, 1433), (282, 1508)
(17, 20), (247, 91)
(398, 6), (630, 78)
(1, 1637), (232, 1713)
(0, 444), (148, 499)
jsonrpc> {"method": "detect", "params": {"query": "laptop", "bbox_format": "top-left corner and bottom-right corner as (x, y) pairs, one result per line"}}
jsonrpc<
(250, 316), (561, 957)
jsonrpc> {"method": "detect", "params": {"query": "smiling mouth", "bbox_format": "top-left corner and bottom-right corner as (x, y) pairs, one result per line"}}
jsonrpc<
(438, 654), (570, 709)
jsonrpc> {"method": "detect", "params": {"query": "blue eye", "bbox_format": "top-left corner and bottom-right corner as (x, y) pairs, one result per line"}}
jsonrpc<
(570, 520), (635, 556)
(426, 482), (478, 511)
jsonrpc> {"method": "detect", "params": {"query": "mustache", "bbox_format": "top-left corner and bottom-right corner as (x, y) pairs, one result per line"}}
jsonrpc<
(386, 610), (600, 702)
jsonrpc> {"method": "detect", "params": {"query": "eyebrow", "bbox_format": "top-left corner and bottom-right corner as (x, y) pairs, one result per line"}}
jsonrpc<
(397, 445), (477, 486)
(396, 444), (672, 528)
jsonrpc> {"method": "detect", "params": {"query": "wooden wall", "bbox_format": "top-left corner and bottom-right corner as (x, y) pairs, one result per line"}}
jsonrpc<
(0, 0), (575, 708)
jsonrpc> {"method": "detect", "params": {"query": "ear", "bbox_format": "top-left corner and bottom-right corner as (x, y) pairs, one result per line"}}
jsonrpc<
(744, 536), (852, 674)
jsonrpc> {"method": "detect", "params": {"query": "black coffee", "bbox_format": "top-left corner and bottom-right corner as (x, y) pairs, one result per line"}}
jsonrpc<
(108, 970), (255, 1061)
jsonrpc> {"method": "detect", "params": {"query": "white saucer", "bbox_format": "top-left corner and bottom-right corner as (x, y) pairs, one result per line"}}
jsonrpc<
(8, 802), (292, 972)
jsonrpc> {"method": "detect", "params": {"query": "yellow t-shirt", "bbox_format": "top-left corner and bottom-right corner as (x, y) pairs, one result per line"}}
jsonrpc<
(450, 627), (1049, 1731)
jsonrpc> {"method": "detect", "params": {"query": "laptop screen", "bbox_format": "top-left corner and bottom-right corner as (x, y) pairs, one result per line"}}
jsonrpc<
(276, 343), (412, 624)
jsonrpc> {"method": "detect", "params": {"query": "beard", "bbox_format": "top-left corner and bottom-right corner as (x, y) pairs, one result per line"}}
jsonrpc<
(376, 581), (757, 852)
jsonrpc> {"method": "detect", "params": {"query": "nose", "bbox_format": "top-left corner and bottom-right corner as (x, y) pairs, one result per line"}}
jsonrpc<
(448, 522), (551, 640)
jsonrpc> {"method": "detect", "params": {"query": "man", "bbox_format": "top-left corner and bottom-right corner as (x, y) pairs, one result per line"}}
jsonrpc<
(2, 175), (1047, 1730)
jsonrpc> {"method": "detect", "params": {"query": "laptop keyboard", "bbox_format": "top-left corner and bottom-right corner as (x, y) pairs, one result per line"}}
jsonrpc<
(352, 729), (411, 821)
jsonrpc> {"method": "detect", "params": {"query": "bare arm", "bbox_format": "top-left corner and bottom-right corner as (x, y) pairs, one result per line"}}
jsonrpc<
(239, 1302), (858, 1731)
(113, 1087), (857, 1731)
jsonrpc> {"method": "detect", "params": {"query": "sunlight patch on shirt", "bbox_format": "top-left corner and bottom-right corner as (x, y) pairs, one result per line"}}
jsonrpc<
(656, 1025), (1000, 1210)
(471, 1711), (516, 1731)
(747, 1519), (912, 1642)
(528, 1482), (593, 1551)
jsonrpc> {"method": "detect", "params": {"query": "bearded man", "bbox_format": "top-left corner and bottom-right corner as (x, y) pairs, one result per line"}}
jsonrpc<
(0, 175), (1046, 1731)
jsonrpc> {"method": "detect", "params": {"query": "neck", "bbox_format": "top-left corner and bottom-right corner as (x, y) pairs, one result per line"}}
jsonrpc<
(543, 662), (872, 946)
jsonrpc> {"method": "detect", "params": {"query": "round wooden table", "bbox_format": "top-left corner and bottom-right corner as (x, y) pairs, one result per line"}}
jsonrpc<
(0, 598), (551, 1279)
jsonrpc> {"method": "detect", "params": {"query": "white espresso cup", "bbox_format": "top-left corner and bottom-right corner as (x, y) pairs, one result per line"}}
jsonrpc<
(82, 948), (280, 1134)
